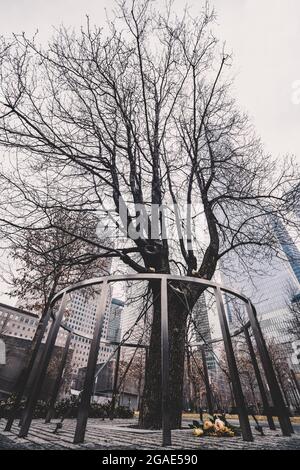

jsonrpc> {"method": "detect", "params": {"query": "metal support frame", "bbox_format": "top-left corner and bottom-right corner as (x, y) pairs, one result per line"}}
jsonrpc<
(214, 287), (253, 442)
(6, 273), (291, 446)
(45, 331), (72, 423)
(161, 277), (171, 446)
(277, 373), (292, 414)
(18, 293), (68, 438)
(246, 302), (293, 436)
(243, 326), (276, 430)
(200, 347), (214, 416)
(4, 309), (52, 431)
(73, 281), (109, 444)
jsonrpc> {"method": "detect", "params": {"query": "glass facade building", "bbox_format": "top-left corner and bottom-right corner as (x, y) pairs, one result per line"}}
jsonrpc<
(220, 221), (300, 374)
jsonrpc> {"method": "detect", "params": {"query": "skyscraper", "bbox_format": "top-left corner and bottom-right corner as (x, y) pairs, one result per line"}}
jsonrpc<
(66, 289), (123, 377)
(272, 218), (300, 284)
(220, 219), (300, 374)
(192, 295), (216, 371)
(121, 281), (151, 356)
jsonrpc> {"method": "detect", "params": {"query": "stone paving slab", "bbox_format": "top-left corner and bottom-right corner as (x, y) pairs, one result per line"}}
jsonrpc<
(1, 418), (300, 450)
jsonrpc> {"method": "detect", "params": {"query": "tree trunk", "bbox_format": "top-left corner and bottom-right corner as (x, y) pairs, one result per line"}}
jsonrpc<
(139, 280), (202, 429)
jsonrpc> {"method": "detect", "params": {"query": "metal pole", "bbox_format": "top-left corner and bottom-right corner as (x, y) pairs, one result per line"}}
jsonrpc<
(246, 302), (293, 436)
(161, 276), (171, 447)
(5, 309), (52, 432)
(228, 381), (235, 409)
(45, 331), (72, 423)
(73, 281), (109, 444)
(201, 347), (214, 416)
(214, 287), (253, 441)
(243, 326), (276, 430)
(18, 293), (68, 438)
(110, 346), (121, 420)
(277, 373), (291, 409)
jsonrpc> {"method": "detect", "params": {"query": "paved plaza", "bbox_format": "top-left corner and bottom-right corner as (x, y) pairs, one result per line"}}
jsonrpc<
(1, 417), (300, 450)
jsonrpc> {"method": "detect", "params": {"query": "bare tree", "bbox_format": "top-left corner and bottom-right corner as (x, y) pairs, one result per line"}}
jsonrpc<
(6, 208), (110, 313)
(1, 204), (110, 353)
(288, 300), (300, 341)
(118, 349), (146, 408)
(0, 205), (110, 407)
(0, 0), (298, 428)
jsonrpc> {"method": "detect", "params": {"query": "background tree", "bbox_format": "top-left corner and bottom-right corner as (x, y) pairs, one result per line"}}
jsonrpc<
(0, 204), (110, 404)
(6, 208), (111, 313)
(0, 0), (299, 428)
(117, 349), (146, 410)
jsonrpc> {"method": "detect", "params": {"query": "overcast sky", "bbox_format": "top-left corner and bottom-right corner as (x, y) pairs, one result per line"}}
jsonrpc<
(0, 0), (299, 304)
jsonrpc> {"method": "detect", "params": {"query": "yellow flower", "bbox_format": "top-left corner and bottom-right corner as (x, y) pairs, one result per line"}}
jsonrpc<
(193, 428), (204, 437)
(203, 420), (214, 431)
(214, 418), (225, 431)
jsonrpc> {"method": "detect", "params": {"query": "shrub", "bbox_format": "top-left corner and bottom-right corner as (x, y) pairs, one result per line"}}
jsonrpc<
(0, 395), (134, 420)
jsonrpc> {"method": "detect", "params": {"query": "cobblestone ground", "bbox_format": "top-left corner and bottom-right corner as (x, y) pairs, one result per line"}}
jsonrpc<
(1, 418), (300, 450)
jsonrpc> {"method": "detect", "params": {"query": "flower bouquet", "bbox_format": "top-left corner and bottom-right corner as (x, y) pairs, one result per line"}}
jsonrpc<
(189, 414), (241, 438)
